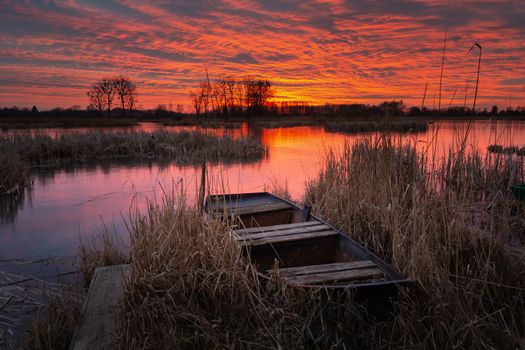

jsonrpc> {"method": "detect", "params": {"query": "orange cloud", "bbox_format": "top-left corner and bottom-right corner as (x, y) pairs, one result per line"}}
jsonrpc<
(0, 0), (523, 110)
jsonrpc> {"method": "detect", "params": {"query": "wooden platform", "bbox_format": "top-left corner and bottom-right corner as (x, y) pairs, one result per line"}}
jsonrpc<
(268, 260), (384, 285)
(234, 221), (338, 247)
(70, 264), (131, 350)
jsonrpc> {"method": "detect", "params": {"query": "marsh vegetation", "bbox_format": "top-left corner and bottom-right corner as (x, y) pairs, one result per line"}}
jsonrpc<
(56, 133), (525, 349)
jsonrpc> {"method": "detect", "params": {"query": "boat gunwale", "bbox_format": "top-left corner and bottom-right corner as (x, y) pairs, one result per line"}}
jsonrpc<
(204, 191), (416, 289)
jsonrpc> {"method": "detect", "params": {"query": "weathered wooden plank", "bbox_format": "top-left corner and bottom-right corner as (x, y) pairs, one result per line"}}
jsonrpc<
(234, 221), (321, 235)
(235, 223), (330, 240)
(285, 267), (384, 285)
(70, 264), (131, 350)
(241, 230), (338, 247)
(212, 202), (292, 216)
(268, 260), (376, 277)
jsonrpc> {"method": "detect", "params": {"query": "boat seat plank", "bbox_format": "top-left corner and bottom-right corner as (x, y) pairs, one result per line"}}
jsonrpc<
(235, 223), (330, 240)
(285, 267), (384, 285)
(212, 202), (292, 216)
(268, 260), (377, 277)
(240, 230), (338, 247)
(234, 221), (321, 235)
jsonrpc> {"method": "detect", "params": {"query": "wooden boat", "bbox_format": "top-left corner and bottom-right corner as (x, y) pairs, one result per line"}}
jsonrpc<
(205, 192), (414, 293)
(511, 184), (525, 201)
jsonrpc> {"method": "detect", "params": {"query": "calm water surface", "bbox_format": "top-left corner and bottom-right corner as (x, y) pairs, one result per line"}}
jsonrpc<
(1, 120), (525, 268)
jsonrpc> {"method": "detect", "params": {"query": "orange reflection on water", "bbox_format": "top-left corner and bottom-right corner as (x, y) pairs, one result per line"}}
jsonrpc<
(2, 121), (525, 261)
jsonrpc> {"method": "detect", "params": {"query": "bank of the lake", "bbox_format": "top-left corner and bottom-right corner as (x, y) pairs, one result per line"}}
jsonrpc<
(32, 135), (525, 349)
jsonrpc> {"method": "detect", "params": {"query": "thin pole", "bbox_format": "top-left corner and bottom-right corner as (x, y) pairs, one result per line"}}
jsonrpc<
(438, 28), (448, 113)
(448, 88), (458, 109)
(463, 80), (468, 109)
(199, 161), (206, 211)
(421, 82), (428, 110)
(467, 43), (482, 112)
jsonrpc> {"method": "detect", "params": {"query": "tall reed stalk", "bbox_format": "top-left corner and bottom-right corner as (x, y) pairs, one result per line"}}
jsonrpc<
(305, 136), (525, 348)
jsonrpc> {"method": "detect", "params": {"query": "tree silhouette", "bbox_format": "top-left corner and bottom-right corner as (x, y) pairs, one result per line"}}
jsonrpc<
(87, 76), (137, 117)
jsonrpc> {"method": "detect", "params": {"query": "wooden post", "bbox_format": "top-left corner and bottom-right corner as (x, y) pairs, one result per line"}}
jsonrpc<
(199, 161), (206, 211)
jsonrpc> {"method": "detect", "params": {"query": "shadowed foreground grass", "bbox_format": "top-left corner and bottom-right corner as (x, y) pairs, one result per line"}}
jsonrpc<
(117, 193), (342, 349)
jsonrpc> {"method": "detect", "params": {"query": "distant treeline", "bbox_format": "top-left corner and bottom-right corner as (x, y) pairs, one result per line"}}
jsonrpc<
(2, 96), (525, 121)
(264, 101), (525, 118)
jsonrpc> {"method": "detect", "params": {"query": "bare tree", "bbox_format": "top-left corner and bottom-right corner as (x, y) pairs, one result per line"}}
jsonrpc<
(113, 76), (137, 117)
(99, 78), (115, 117)
(244, 78), (274, 115)
(226, 78), (236, 114)
(190, 90), (203, 116)
(87, 84), (105, 114)
(87, 76), (137, 117)
(199, 82), (210, 115)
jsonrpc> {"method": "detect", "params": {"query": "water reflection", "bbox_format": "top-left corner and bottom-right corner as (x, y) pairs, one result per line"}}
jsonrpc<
(1, 120), (525, 262)
(0, 188), (31, 224)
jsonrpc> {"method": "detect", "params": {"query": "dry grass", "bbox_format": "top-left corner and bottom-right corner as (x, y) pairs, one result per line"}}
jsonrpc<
(117, 192), (348, 349)
(305, 136), (525, 349)
(77, 228), (128, 288)
(22, 291), (81, 350)
(0, 152), (30, 195)
(488, 144), (525, 156)
(0, 130), (267, 166)
(70, 134), (525, 349)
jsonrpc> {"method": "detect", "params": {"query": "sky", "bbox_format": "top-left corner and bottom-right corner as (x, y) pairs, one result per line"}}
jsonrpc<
(0, 0), (524, 111)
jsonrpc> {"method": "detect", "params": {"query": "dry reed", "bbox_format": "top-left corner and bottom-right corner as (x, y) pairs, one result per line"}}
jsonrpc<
(0, 152), (30, 195)
(22, 291), (81, 350)
(117, 191), (346, 349)
(324, 120), (427, 134)
(71, 134), (525, 349)
(0, 130), (267, 167)
(305, 136), (525, 349)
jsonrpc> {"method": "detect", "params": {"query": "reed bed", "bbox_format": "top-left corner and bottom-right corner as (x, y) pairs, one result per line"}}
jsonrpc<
(0, 117), (138, 130)
(324, 120), (427, 134)
(162, 119), (242, 129)
(253, 120), (319, 128)
(0, 130), (267, 167)
(0, 152), (30, 195)
(118, 193), (342, 349)
(305, 136), (525, 349)
(488, 144), (525, 156)
(61, 134), (525, 349)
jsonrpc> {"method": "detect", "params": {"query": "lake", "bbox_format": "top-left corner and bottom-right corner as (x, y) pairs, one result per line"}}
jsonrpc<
(1, 119), (525, 277)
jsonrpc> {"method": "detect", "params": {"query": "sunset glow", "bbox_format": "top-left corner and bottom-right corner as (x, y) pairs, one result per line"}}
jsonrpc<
(1, 0), (524, 110)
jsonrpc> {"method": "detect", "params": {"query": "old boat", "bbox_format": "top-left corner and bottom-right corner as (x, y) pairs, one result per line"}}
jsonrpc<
(205, 192), (414, 293)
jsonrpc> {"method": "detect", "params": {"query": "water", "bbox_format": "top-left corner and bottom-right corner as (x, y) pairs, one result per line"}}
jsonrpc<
(1, 120), (525, 266)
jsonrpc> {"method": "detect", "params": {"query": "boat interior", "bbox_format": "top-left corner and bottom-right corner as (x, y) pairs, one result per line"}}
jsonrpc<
(206, 192), (405, 288)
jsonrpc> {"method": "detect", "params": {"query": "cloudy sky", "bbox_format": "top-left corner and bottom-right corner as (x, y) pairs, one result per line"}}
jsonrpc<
(1, 0), (524, 110)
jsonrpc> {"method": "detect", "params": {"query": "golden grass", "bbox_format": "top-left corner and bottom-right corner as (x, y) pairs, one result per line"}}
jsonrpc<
(117, 193), (344, 349)
(305, 136), (525, 348)
(70, 134), (525, 349)
(77, 227), (128, 288)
